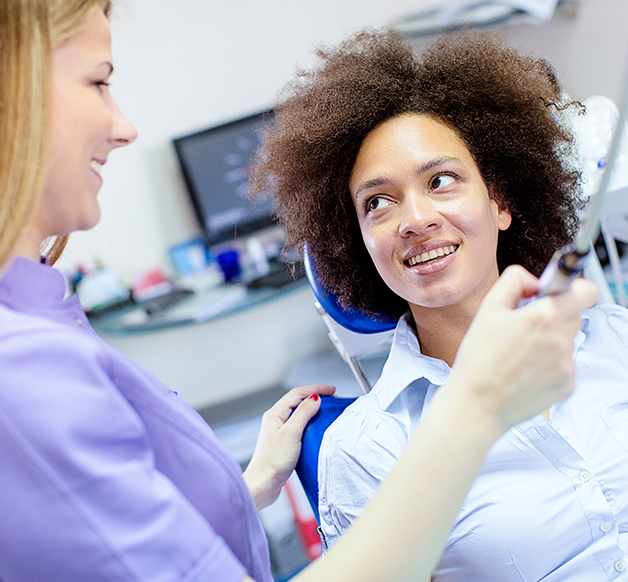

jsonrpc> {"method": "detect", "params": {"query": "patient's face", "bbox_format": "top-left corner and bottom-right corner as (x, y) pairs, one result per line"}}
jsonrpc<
(349, 113), (511, 315)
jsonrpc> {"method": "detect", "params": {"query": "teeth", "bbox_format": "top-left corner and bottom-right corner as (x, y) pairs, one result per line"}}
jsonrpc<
(407, 245), (457, 266)
(90, 160), (102, 174)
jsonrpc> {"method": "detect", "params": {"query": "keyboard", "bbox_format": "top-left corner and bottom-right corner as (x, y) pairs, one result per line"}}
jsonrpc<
(246, 260), (306, 290)
(143, 288), (194, 315)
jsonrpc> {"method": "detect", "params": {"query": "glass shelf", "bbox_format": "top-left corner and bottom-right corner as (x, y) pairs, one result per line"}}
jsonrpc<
(90, 279), (308, 335)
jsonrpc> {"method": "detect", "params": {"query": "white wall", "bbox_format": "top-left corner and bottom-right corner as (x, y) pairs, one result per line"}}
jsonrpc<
(502, 0), (628, 106)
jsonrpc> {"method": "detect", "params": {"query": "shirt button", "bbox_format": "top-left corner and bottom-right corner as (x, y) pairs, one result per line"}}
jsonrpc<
(75, 317), (83, 326)
(615, 560), (626, 572)
(550, 419), (560, 430)
(578, 470), (591, 482)
(600, 522), (612, 533)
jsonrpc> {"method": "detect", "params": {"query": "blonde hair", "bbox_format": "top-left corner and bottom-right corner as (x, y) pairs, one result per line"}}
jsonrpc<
(0, 0), (50, 269)
(49, 0), (111, 49)
(0, 0), (111, 268)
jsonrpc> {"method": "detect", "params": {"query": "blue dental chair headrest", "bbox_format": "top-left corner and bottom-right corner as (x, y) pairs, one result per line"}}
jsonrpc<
(294, 395), (358, 524)
(302, 244), (397, 334)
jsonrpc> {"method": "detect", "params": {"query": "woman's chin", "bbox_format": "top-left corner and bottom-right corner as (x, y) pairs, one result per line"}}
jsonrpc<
(76, 210), (102, 233)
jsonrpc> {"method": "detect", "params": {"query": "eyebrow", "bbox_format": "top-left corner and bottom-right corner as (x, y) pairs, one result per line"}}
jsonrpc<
(353, 155), (461, 199)
(353, 177), (393, 200)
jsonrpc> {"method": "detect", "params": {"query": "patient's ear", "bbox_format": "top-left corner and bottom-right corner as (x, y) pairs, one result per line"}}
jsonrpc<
(490, 187), (512, 231)
(498, 204), (512, 231)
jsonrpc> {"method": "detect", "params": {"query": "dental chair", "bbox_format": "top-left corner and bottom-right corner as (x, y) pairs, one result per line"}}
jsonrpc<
(294, 246), (396, 522)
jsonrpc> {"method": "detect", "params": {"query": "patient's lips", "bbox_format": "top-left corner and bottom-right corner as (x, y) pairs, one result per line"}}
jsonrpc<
(402, 242), (460, 277)
(406, 245), (458, 267)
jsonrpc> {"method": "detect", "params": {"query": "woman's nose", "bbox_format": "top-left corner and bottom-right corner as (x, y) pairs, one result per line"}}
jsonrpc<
(398, 195), (442, 237)
(109, 99), (138, 148)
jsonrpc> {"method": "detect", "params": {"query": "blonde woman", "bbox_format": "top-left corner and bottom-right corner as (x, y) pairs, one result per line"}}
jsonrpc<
(0, 2), (597, 580)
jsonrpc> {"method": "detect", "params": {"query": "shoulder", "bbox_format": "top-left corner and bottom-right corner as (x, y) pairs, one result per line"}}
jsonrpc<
(0, 302), (60, 336)
(581, 303), (628, 352)
(0, 305), (140, 452)
(0, 308), (254, 581)
(0, 301), (93, 339)
(319, 392), (409, 508)
(0, 303), (111, 377)
(321, 394), (410, 466)
(584, 302), (628, 325)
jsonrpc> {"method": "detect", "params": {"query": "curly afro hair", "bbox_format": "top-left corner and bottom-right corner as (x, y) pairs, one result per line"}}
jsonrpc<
(249, 28), (583, 320)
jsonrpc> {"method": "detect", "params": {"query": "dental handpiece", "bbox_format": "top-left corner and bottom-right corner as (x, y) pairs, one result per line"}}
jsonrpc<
(538, 77), (628, 298)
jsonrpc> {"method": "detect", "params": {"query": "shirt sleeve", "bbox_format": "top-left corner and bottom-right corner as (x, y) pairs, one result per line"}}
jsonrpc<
(317, 408), (407, 548)
(0, 326), (248, 582)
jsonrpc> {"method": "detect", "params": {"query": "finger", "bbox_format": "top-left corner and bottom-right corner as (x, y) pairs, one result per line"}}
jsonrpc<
(271, 384), (335, 423)
(481, 265), (540, 311)
(278, 384), (335, 410)
(562, 278), (599, 313)
(525, 277), (598, 326)
(283, 393), (324, 436)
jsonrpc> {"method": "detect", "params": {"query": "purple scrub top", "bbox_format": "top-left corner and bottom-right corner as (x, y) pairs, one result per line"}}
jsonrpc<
(0, 257), (273, 582)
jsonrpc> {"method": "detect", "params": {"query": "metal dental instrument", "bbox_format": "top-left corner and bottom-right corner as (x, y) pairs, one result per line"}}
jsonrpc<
(538, 72), (628, 297)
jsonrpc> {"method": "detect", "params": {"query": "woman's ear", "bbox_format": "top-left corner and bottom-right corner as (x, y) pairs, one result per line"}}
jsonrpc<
(490, 187), (512, 231)
(498, 204), (512, 231)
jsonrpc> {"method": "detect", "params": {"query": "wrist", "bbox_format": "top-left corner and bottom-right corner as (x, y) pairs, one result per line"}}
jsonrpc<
(431, 376), (507, 449)
(243, 462), (280, 512)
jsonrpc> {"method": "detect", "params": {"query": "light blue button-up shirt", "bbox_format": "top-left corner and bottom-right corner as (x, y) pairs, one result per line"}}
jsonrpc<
(319, 305), (628, 581)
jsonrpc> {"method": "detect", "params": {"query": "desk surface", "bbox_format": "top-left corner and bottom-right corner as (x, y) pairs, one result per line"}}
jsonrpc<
(91, 278), (308, 335)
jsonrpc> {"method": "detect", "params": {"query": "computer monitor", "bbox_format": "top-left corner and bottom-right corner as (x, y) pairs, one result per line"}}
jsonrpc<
(173, 110), (275, 246)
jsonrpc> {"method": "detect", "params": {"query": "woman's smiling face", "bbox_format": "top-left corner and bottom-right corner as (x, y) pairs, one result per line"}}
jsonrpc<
(34, 7), (137, 242)
(349, 113), (511, 315)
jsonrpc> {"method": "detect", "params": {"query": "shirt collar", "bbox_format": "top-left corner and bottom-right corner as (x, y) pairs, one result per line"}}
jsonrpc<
(374, 312), (451, 411)
(373, 307), (592, 412)
(0, 256), (72, 312)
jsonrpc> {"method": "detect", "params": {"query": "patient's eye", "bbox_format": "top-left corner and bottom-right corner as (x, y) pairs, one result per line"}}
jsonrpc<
(365, 196), (393, 213)
(430, 174), (456, 190)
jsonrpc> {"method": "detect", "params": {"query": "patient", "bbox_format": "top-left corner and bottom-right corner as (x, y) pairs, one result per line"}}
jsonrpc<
(250, 30), (628, 580)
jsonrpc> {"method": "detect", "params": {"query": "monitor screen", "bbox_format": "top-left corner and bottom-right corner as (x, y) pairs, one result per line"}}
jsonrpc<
(173, 110), (275, 246)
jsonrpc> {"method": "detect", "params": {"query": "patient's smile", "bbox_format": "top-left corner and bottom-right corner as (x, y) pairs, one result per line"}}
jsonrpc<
(406, 244), (458, 266)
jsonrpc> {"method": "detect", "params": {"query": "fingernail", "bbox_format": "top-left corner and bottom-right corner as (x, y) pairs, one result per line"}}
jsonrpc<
(309, 393), (319, 402)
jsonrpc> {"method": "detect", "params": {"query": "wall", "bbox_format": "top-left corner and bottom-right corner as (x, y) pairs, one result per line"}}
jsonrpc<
(100, 285), (330, 408)
(57, 0), (450, 407)
(502, 0), (628, 105)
